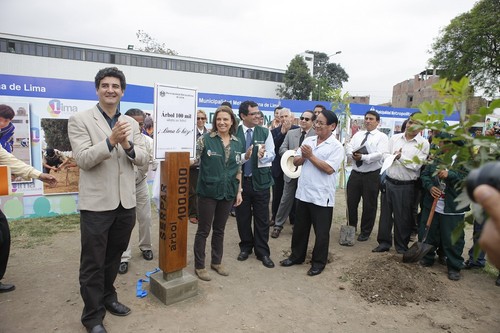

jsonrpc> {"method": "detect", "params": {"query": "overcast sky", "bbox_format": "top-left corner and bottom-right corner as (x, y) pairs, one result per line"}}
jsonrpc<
(0, 0), (477, 105)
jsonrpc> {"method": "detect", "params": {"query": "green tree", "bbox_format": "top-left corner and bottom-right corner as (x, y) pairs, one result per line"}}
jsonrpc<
(428, 0), (500, 97)
(136, 30), (178, 55)
(276, 55), (314, 100)
(412, 77), (499, 241)
(41, 119), (72, 151)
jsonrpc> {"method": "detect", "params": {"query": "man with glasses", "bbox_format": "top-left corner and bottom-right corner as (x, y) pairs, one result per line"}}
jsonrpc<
(188, 110), (209, 224)
(280, 110), (344, 276)
(236, 100), (276, 268)
(345, 110), (389, 242)
(271, 110), (316, 238)
(270, 108), (298, 227)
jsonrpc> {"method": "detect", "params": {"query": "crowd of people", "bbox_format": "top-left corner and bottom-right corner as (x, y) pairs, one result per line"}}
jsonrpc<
(1, 67), (499, 333)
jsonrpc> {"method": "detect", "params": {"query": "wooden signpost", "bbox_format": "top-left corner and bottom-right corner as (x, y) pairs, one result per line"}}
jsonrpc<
(150, 152), (198, 305)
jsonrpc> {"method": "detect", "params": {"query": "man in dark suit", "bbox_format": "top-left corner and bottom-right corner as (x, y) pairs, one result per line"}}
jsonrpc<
(271, 110), (316, 238)
(68, 67), (148, 333)
(270, 108), (298, 226)
(235, 101), (276, 268)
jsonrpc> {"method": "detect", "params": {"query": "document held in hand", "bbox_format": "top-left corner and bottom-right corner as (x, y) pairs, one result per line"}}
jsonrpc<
(352, 144), (369, 155)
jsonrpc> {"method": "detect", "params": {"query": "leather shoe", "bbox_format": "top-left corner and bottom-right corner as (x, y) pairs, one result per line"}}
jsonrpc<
(419, 259), (434, 267)
(372, 245), (390, 253)
(357, 234), (369, 241)
(142, 250), (154, 261)
(87, 324), (107, 333)
(105, 301), (131, 316)
(258, 256), (275, 268)
(269, 219), (275, 227)
(271, 228), (281, 238)
(0, 282), (15, 293)
(118, 262), (128, 274)
(280, 258), (299, 267)
(307, 267), (323, 276)
(448, 269), (461, 281)
(237, 251), (251, 261)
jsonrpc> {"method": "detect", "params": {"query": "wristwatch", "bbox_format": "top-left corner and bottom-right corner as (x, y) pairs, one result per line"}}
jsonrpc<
(124, 141), (134, 153)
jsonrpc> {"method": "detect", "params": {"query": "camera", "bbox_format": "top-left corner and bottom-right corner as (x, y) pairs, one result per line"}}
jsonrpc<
(466, 161), (500, 201)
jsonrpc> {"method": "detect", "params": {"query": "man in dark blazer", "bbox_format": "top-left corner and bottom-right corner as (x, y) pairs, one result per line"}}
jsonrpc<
(235, 101), (276, 268)
(68, 67), (148, 333)
(271, 110), (316, 238)
(270, 108), (298, 226)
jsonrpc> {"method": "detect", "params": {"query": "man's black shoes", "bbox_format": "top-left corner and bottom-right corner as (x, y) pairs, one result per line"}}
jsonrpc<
(237, 251), (251, 261)
(105, 301), (131, 316)
(87, 324), (107, 333)
(258, 256), (275, 268)
(372, 245), (390, 253)
(357, 234), (369, 242)
(142, 250), (154, 261)
(280, 258), (298, 267)
(307, 267), (323, 276)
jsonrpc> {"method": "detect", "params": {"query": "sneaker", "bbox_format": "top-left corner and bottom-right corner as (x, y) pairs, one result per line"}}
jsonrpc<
(210, 264), (229, 276)
(189, 217), (198, 224)
(195, 268), (211, 281)
(271, 228), (281, 239)
(118, 262), (128, 274)
(448, 269), (461, 281)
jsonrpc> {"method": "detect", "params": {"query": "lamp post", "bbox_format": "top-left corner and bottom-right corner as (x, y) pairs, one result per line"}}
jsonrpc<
(316, 51), (342, 101)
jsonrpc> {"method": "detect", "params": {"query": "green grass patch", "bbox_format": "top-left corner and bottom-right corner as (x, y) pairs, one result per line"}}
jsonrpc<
(9, 213), (80, 248)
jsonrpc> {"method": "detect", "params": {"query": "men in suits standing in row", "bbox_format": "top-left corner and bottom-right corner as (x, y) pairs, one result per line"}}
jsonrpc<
(271, 110), (316, 238)
(270, 108), (298, 226)
(235, 101), (276, 268)
(68, 67), (148, 333)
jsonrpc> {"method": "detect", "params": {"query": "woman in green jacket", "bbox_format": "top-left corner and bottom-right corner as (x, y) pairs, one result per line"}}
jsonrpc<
(193, 106), (243, 281)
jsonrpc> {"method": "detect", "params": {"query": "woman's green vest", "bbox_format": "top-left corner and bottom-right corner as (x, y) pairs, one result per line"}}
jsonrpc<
(196, 133), (242, 200)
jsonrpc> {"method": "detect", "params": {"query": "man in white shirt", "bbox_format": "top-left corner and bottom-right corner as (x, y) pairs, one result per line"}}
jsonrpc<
(345, 111), (389, 241)
(280, 110), (344, 276)
(373, 113), (429, 254)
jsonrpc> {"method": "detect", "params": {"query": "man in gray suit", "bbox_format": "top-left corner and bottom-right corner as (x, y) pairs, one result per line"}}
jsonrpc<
(68, 67), (147, 333)
(271, 110), (316, 238)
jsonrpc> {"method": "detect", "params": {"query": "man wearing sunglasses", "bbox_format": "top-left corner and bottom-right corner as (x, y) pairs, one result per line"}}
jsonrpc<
(271, 110), (316, 238)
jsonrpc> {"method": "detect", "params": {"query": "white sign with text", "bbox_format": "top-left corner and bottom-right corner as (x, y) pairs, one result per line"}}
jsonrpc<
(154, 84), (197, 160)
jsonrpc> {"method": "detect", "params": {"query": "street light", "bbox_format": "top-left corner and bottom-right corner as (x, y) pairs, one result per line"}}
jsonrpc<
(316, 51), (342, 100)
(328, 51), (342, 57)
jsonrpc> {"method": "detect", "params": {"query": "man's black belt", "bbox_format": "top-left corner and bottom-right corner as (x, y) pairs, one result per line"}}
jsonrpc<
(386, 176), (416, 186)
(243, 176), (252, 180)
(352, 168), (381, 175)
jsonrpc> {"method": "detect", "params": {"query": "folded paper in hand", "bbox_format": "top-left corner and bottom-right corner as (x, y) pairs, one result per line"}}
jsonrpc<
(353, 144), (368, 155)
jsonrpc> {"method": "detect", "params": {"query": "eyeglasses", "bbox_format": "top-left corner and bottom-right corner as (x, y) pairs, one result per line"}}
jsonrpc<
(300, 117), (311, 121)
(197, 117), (206, 120)
(315, 121), (327, 127)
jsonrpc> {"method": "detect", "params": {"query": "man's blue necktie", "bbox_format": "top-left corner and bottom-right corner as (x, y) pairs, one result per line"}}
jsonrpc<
(244, 128), (253, 176)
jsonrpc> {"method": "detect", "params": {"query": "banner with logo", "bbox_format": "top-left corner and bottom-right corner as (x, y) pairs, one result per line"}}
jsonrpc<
(0, 73), (461, 218)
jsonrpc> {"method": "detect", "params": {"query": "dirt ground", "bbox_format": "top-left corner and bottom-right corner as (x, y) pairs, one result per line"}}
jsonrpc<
(1, 189), (499, 333)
